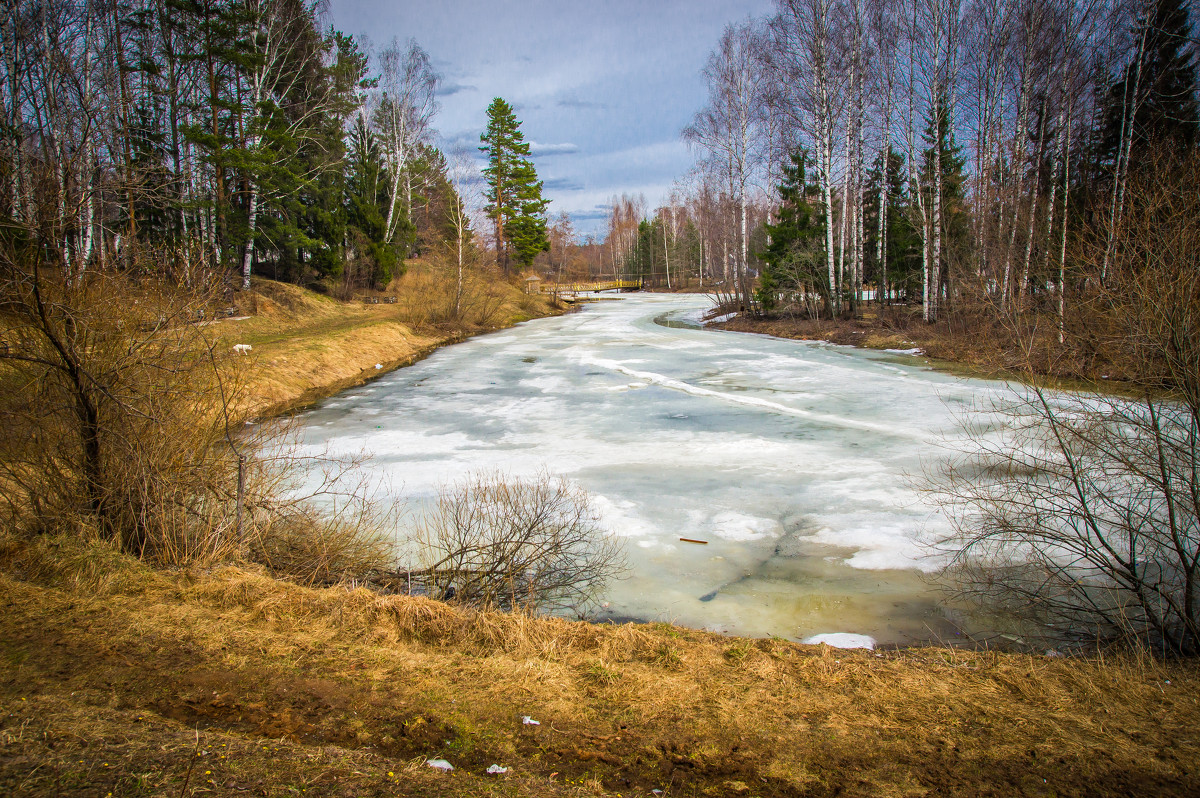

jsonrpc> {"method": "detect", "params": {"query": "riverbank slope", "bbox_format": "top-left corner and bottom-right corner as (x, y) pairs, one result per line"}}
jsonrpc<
(4, 288), (1197, 796)
(708, 305), (1129, 385)
(215, 271), (561, 418)
(2, 538), (1197, 797)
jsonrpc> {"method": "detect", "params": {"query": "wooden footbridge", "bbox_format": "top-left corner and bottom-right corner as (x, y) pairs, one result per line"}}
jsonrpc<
(539, 279), (642, 298)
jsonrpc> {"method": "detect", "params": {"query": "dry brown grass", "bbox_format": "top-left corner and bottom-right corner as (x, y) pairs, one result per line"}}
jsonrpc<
(3, 536), (1197, 797)
(214, 275), (559, 418)
(716, 306), (1137, 389)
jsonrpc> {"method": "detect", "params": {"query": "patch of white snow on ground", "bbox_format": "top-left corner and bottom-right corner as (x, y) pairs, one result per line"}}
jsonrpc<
(803, 633), (877, 649)
(884, 347), (925, 355)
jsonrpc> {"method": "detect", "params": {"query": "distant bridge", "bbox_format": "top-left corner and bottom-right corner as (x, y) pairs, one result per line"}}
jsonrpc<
(540, 279), (642, 295)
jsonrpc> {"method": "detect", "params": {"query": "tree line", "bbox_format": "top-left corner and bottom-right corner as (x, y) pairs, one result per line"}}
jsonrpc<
(609, 0), (1196, 330)
(0, 0), (550, 294)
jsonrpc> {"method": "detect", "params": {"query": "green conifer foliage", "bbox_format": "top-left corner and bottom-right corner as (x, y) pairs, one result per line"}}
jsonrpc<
(758, 150), (826, 316)
(863, 147), (921, 302)
(1100, 0), (1199, 166)
(921, 94), (970, 299)
(345, 115), (399, 288)
(479, 98), (549, 272)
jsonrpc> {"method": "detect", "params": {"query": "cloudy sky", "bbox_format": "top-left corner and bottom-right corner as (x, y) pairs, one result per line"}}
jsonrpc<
(329, 0), (775, 238)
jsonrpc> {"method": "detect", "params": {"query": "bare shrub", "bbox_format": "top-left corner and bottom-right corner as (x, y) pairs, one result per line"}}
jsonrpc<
(935, 386), (1199, 655)
(0, 265), (392, 581)
(240, 436), (397, 586)
(393, 260), (508, 330)
(0, 267), (241, 557)
(934, 153), (1200, 656)
(414, 471), (625, 615)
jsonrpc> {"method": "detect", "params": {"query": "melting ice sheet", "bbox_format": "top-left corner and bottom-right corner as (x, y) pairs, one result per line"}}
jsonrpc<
(295, 294), (1009, 645)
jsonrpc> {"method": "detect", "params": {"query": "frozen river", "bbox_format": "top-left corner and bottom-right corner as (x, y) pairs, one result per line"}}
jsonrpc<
(297, 293), (1007, 646)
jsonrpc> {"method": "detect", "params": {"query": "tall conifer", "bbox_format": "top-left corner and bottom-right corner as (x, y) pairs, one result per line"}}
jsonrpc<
(479, 98), (549, 272)
(1099, 0), (1199, 165)
(758, 150), (825, 315)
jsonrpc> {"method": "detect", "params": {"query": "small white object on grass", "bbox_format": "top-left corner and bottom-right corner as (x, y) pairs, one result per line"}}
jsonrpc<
(802, 633), (876, 650)
(486, 764), (509, 775)
(232, 343), (252, 354)
(521, 716), (540, 726)
(426, 759), (453, 771)
(375, 363), (382, 369)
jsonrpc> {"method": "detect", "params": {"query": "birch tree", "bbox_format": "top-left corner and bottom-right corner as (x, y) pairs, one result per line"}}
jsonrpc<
(685, 20), (772, 313)
(444, 145), (483, 318)
(770, 0), (845, 316)
(373, 38), (439, 251)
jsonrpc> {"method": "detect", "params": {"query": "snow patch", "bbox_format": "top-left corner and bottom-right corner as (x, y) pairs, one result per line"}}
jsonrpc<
(803, 633), (876, 650)
(709, 511), (780, 542)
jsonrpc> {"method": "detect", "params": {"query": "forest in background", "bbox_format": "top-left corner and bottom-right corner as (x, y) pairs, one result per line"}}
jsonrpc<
(0, 0), (564, 302)
(604, 0), (1196, 342)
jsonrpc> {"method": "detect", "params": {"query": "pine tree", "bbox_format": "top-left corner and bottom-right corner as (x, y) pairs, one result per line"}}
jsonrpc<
(758, 150), (825, 316)
(479, 98), (549, 272)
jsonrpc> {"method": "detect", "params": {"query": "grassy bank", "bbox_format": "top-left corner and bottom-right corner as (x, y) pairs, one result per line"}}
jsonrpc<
(4, 286), (1197, 797)
(216, 270), (561, 418)
(709, 306), (1131, 388)
(2, 538), (1198, 797)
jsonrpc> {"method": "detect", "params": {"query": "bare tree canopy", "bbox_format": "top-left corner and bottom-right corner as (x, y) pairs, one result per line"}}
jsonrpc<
(933, 152), (1200, 656)
(416, 471), (626, 616)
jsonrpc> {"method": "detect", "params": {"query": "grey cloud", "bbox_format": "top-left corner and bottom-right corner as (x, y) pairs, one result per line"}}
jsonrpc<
(437, 82), (477, 97)
(529, 141), (579, 156)
(542, 177), (584, 191)
(440, 132), (484, 152)
(569, 208), (611, 222)
(557, 99), (607, 110)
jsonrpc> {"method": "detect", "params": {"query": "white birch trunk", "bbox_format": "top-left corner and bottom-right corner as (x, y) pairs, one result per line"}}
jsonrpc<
(241, 184), (258, 290)
(1058, 113), (1072, 344)
(1020, 99), (1050, 303)
(662, 216), (672, 290)
(1102, 16), (1149, 285)
(1001, 47), (1032, 309)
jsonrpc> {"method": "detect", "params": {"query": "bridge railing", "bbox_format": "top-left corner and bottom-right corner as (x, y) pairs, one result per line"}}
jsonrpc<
(541, 279), (641, 294)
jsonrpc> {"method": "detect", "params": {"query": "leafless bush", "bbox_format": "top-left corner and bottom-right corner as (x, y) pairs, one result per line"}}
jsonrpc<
(394, 260), (508, 330)
(933, 154), (1200, 657)
(0, 265), (393, 580)
(0, 266), (235, 553)
(934, 386), (1199, 655)
(414, 471), (625, 615)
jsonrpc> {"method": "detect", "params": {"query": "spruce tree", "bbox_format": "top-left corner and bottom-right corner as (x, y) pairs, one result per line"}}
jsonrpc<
(863, 147), (920, 302)
(1099, 0), (1199, 166)
(758, 150), (825, 316)
(345, 115), (399, 287)
(507, 159), (550, 268)
(479, 98), (549, 272)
